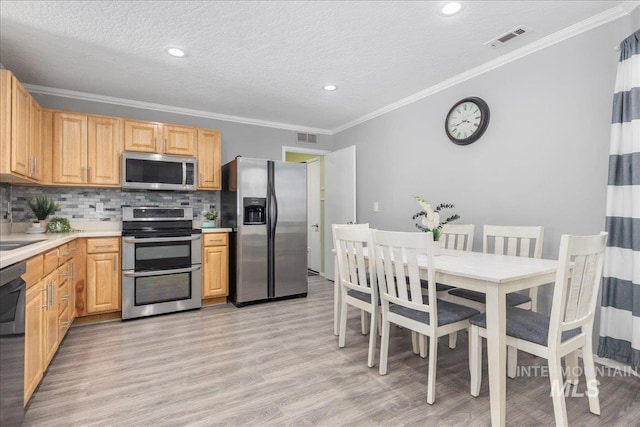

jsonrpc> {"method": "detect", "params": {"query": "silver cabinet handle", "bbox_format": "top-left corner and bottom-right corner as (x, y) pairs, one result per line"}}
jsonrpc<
(154, 137), (158, 152)
(71, 262), (75, 282)
(123, 265), (201, 278)
(92, 244), (113, 249)
(82, 167), (87, 182)
(122, 235), (201, 244)
(165, 138), (168, 153)
(88, 166), (92, 183)
(69, 248), (77, 253)
(34, 157), (38, 176)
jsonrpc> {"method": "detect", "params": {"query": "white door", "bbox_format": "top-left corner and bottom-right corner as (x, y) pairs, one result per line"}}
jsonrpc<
(307, 158), (321, 272)
(324, 145), (356, 280)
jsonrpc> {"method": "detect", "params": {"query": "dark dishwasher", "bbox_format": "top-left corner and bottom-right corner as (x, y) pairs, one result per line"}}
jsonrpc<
(0, 261), (27, 426)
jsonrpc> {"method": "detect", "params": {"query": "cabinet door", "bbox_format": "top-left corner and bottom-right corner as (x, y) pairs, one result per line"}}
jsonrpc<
(86, 252), (121, 313)
(163, 125), (196, 156)
(43, 271), (59, 366)
(30, 98), (42, 180)
(197, 129), (221, 190)
(124, 120), (159, 153)
(0, 70), (10, 166)
(87, 115), (122, 185)
(10, 76), (30, 177)
(24, 281), (44, 405)
(202, 246), (228, 298)
(52, 112), (87, 184)
(40, 109), (53, 184)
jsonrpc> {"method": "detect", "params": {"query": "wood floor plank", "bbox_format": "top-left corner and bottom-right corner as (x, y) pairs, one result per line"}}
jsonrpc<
(23, 276), (639, 426)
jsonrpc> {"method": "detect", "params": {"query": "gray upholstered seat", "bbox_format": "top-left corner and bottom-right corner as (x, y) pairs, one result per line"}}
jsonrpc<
(347, 289), (377, 304)
(469, 307), (581, 346)
(389, 298), (479, 327)
(449, 288), (531, 307)
(420, 279), (455, 292)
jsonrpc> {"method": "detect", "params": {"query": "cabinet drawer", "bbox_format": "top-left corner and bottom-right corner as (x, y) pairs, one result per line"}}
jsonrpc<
(87, 238), (119, 253)
(23, 254), (43, 287)
(58, 244), (70, 264)
(203, 233), (228, 247)
(67, 239), (79, 255)
(43, 248), (59, 275)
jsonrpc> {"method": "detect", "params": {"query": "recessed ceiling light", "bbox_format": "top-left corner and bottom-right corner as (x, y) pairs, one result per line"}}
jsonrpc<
(440, 2), (462, 16)
(165, 47), (186, 58)
(323, 84), (338, 91)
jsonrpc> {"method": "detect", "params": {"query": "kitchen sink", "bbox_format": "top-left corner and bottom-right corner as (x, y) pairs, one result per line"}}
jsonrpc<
(0, 240), (46, 251)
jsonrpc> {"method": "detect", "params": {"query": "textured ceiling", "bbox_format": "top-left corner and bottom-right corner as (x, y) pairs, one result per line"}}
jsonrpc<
(0, 1), (628, 132)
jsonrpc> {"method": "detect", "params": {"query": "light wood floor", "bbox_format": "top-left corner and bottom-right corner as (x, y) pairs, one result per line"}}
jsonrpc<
(24, 276), (639, 426)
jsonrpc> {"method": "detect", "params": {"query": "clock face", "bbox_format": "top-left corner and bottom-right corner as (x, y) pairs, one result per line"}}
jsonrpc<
(445, 97), (490, 145)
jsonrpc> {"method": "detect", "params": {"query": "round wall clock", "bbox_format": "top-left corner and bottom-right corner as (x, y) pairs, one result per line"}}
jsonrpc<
(445, 97), (490, 145)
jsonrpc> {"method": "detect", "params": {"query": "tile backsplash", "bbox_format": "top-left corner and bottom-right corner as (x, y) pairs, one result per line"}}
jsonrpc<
(4, 185), (219, 223)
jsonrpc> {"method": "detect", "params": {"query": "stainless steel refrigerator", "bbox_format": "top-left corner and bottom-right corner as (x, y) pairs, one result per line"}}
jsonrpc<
(221, 157), (308, 306)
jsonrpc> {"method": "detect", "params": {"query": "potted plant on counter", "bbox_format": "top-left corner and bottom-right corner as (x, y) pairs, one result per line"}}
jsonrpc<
(202, 209), (218, 229)
(27, 195), (59, 233)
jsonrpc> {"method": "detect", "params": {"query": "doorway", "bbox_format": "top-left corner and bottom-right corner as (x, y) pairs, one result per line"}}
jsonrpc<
(283, 146), (329, 276)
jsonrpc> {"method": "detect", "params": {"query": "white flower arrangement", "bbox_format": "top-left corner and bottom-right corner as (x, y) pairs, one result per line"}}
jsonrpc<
(412, 195), (460, 241)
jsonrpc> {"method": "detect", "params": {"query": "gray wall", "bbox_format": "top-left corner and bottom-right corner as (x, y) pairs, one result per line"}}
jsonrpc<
(334, 14), (637, 260)
(31, 94), (334, 163)
(333, 13), (638, 315)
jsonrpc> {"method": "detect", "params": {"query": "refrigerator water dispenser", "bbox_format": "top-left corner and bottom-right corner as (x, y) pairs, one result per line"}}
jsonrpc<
(243, 198), (266, 224)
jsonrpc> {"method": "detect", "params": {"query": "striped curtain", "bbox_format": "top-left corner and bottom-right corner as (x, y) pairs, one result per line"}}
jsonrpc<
(598, 30), (640, 372)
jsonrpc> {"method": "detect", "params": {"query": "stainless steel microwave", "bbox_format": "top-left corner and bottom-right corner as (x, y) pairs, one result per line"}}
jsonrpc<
(122, 152), (197, 191)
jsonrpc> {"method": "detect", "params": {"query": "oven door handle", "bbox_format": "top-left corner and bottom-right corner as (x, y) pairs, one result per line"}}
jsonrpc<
(123, 265), (201, 278)
(122, 235), (201, 244)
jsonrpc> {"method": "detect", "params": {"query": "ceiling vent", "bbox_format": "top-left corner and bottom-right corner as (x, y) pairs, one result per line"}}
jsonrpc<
(296, 132), (317, 144)
(485, 26), (530, 48)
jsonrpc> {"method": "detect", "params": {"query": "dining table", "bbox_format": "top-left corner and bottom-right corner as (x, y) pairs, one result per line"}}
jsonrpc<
(333, 247), (558, 427)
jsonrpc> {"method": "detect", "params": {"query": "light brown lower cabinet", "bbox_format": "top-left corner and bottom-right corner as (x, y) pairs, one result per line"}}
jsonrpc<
(86, 238), (121, 314)
(202, 233), (229, 299)
(24, 280), (44, 405)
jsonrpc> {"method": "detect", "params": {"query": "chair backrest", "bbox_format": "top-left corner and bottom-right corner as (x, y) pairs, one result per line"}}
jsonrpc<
(334, 227), (377, 298)
(441, 223), (475, 251)
(372, 230), (437, 329)
(483, 225), (544, 258)
(332, 223), (370, 250)
(548, 233), (607, 346)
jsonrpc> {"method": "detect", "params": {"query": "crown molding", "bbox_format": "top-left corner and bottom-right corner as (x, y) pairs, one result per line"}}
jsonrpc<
(331, 4), (633, 134)
(24, 84), (332, 135)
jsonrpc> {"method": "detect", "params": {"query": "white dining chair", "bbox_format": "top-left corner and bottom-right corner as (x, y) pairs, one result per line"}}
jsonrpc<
(441, 223), (476, 251)
(438, 223), (475, 350)
(450, 225), (544, 312)
(468, 232), (607, 426)
(332, 223), (370, 336)
(448, 225), (544, 372)
(334, 226), (379, 367)
(373, 230), (480, 404)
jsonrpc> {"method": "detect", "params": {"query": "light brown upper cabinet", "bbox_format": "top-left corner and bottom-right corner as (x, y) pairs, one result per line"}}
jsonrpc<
(52, 112), (122, 186)
(124, 120), (196, 156)
(0, 70), (42, 182)
(197, 129), (221, 190)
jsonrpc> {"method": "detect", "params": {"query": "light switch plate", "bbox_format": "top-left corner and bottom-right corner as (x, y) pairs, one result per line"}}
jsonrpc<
(96, 202), (104, 213)
(373, 202), (379, 212)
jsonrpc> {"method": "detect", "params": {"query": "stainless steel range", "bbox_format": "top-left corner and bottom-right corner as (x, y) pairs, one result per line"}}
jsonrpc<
(121, 207), (202, 320)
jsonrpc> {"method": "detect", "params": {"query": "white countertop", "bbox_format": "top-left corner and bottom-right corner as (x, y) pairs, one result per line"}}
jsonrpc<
(0, 230), (121, 269)
(0, 228), (232, 269)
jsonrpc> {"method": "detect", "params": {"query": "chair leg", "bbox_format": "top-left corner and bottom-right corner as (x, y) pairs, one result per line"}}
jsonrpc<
(379, 318), (391, 375)
(367, 308), (378, 368)
(338, 298), (348, 348)
(411, 331), (419, 354)
(548, 353), (569, 427)
(507, 346), (518, 379)
(582, 342), (601, 415)
(565, 351), (579, 385)
(427, 335), (438, 404)
(419, 334), (427, 358)
(449, 332), (457, 349)
(469, 326), (482, 397)
(361, 309), (369, 335)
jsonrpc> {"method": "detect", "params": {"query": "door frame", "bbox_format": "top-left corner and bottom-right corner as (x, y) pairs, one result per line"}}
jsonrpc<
(283, 146), (329, 275)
